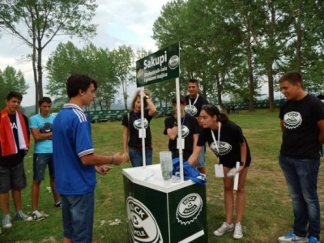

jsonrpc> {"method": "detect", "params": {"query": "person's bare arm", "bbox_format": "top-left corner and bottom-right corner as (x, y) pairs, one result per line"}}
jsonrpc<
(30, 128), (52, 141)
(146, 98), (157, 117)
(192, 133), (198, 151)
(122, 126), (128, 153)
(187, 146), (203, 167)
(166, 125), (178, 140)
(80, 152), (126, 166)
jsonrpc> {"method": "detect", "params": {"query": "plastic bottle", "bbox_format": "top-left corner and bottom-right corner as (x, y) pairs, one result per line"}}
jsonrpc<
(160, 151), (172, 180)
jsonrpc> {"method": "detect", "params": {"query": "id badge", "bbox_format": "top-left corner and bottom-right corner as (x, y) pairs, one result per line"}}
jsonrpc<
(138, 129), (146, 138)
(215, 164), (224, 178)
(177, 138), (185, 149)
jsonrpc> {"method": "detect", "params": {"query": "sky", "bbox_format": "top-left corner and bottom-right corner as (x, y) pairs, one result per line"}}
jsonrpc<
(0, 0), (171, 107)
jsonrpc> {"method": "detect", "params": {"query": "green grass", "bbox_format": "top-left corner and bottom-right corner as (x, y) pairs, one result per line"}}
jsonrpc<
(1, 109), (324, 243)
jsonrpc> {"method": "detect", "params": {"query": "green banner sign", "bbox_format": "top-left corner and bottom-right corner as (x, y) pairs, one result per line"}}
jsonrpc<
(136, 42), (180, 87)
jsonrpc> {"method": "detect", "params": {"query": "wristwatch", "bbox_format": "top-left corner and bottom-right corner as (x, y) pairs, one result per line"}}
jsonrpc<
(144, 95), (150, 100)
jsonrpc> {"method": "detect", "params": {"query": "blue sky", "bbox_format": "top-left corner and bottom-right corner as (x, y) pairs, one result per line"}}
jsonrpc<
(0, 0), (170, 107)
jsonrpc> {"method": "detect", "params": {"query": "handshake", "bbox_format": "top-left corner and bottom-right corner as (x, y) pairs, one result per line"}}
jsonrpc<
(110, 152), (129, 165)
(96, 152), (128, 175)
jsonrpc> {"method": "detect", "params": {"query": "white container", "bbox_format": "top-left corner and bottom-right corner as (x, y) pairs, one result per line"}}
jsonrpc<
(160, 151), (173, 180)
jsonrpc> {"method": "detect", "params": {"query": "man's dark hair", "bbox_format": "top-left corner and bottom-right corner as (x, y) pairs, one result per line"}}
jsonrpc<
(171, 95), (186, 105)
(279, 71), (303, 86)
(66, 74), (97, 99)
(6, 91), (23, 101)
(188, 78), (199, 86)
(38, 97), (52, 106)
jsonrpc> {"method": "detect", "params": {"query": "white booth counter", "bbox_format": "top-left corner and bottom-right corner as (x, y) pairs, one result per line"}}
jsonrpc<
(123, 164), (208, 243)
(122, 164), (195, 193)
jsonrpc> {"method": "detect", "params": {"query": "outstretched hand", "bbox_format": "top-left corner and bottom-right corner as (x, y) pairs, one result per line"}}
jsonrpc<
(95, 165), (112, 175)
(112, 152), (129, 165)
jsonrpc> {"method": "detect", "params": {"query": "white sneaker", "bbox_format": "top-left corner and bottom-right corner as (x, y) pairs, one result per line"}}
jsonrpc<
(278, 231), (307, 243)
(233, 222), (243, 239)
(15, 211), (33, 221)
(214, 222), (234, 236)
(32, 210), (46, 221)
(2, 214), (12, 228)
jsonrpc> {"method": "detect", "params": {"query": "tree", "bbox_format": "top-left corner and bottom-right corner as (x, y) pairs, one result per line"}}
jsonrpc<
(46, 41), (83, 100)
(0, 0), (97, 113)
(111, 45), (135, 110)
(0, 66), (29, 108)
(46, 42), (122, 110)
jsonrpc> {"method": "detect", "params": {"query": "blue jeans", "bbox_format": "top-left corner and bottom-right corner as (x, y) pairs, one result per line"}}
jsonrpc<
(129, 148), (152, 167)
(60, 192), (94, 243)
(33, 153), (54, 181)
(197, 144), (206, 168)
(279, 154), (321, 240)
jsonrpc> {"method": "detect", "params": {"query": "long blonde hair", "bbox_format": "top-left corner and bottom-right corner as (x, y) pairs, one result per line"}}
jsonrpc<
(130, 89), (151, 111)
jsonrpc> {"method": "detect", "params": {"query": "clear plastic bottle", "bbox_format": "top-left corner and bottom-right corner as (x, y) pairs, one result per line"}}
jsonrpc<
(160, 151), (172, 180)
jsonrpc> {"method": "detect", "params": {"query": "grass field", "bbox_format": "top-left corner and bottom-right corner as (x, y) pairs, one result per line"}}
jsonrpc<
(0, 109), (324, 243)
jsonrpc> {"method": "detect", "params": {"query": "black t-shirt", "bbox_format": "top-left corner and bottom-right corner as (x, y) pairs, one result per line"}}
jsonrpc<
(184, 94), (209, 117)
(164, 114), (200, 152)
(122, 110), (153, 148)
(0, 113), (29, 166)
(279, 94), (324, 159)
(197, 120), (251, 168)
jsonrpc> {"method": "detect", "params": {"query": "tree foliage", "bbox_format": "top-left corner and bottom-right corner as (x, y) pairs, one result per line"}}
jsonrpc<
(152, 0), (324, 109)
(46, 42), (136, 110)
(0, 66), (29, 109)
(0, 0), (97, 113)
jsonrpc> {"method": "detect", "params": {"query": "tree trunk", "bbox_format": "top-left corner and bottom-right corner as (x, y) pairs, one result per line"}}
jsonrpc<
(32, 24), (38, 114)
(295, 7), (302, 73)
(37, 42), (43, 110)
(267, 63), (276, 111)
(215, 73), (222, 106)
(246, 31), (255, 112)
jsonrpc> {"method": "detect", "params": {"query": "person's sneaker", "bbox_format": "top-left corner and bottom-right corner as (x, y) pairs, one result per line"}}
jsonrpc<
(278, 231), (307, 243)
(233, 222), (243, 239)
(32, 210), (46, 221)
(54, 201), (61, 208)
(2, 214), (12, 228)
(15, 211), (33, 221)
(213, 222), (234, 236)
(308, 236), (319, 243)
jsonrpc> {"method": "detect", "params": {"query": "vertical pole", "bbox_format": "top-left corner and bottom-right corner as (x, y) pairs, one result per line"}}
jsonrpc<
(140, 87), (146, 167)
(175, 77), (184, 181)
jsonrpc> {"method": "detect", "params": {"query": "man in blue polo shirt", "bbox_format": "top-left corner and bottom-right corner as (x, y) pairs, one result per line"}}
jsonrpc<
(53, 74), (127, 243)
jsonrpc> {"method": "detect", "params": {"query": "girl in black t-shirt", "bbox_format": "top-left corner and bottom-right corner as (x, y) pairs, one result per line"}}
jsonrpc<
(122, 90), (157, 167)
(187, 104), (251, 239)
(164, 96), (200, 161)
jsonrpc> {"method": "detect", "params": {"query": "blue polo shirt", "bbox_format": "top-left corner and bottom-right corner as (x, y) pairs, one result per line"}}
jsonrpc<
(53, 104), (96, 195)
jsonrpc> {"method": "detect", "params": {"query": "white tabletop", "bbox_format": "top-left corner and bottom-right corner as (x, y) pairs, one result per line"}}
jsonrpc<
(122, 164), (195, 193)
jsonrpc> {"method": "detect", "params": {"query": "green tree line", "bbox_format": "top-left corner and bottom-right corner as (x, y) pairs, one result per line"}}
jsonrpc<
(0, 66), (29, 110)
(2, 0), (324, 111)
(45, 42), (135, 111)
(152, 0), (324, 111)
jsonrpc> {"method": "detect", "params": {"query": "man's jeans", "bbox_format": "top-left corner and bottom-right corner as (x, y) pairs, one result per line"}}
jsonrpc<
(279, 154), (321, 240)
(129, 148), (152, 167)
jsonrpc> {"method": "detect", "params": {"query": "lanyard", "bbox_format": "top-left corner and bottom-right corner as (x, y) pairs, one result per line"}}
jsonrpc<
(181, 115), (186, 126)
(188, 94), (199, 108)
(210, 122), (221, 153)
(134, 112), (141, 120)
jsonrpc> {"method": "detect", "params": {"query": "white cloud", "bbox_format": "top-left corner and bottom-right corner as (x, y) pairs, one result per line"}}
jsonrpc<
(0, 0), (170, 107)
